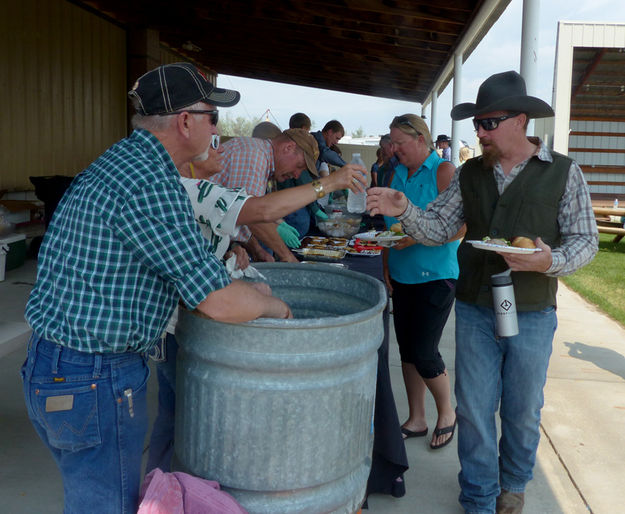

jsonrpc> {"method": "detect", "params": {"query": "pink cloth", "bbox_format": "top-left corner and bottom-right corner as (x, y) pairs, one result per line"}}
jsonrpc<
(138, 469), (248, 514)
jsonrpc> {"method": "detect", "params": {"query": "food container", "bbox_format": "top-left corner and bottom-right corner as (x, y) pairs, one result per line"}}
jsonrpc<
(317, 214), (362, 238)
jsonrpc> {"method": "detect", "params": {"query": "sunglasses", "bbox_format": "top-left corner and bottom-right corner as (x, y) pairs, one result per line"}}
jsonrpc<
(210, 134), (220, 150)
(472, 113), (520, 132)
(393, 116), (422, 136)
(164, 109), (219, 125)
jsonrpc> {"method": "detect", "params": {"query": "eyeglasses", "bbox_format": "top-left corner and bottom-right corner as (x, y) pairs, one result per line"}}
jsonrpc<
(393, 116), (422, 136)
(210, 134), (220, 150)
(472, 113), (520, 132)
(163, 109), (219, 125)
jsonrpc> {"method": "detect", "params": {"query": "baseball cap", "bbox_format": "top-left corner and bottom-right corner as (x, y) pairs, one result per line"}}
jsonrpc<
(284, 128), (320, 177)
(128, 62), (240, 115)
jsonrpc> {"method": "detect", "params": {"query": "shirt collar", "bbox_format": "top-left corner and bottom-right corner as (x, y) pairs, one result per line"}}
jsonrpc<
(131, 129), (179, 177)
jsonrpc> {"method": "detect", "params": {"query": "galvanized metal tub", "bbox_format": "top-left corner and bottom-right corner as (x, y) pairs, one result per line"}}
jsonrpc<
(175, 262), (387, 514)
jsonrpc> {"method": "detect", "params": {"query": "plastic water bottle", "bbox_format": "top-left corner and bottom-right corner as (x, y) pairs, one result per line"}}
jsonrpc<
(347, 153), (367, 213)
(614, 198), (619, 209)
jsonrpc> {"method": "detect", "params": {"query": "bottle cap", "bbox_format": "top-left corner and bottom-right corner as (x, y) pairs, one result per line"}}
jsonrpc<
(491, 273), (512, 286)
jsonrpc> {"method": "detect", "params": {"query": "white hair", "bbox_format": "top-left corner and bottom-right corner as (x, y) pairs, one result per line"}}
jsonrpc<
(130, 101), (207, 132)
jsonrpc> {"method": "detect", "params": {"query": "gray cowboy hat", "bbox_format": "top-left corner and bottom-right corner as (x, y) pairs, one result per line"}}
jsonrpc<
(450, 71), (554, 121)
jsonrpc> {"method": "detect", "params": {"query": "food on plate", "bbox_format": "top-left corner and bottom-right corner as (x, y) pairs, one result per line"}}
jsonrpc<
(482, 236), (537, 249)
(511, 236), (536, 249)
(482, 236), (510, 246)
(389, 223), (403, 234)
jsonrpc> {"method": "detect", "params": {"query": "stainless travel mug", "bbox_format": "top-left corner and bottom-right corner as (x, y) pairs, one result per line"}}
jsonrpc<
(491, 269), (519, 337)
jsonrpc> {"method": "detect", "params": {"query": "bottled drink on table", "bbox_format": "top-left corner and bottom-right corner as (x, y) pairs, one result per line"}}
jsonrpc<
(614, 198), (619, 209)
(347, 153), (367, 213)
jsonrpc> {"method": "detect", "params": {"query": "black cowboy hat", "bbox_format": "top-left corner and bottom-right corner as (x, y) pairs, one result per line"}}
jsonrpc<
(435, 134), (451, 143)
(450, 71), (554, 121)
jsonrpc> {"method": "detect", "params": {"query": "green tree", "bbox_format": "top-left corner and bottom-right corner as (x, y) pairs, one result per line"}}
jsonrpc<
(352, 126), (365, 138)
(220, 113), (262, 137)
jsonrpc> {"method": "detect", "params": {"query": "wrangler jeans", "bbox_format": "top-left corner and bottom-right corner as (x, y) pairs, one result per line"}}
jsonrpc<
(21, 334), (150, 514)
(454, 300), (557, 514)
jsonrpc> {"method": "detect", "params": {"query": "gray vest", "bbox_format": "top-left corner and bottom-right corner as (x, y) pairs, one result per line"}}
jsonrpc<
(456, 151), (571, 311)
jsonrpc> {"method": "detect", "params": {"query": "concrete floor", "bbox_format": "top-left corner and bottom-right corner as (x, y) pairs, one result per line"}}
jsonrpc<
(1, 257), (624, 513)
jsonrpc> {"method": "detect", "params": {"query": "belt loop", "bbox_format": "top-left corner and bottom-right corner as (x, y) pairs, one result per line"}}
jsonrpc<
(28, 333), (40, 353)
(93, 354), (103, 379)
(51, 344), (62, 374)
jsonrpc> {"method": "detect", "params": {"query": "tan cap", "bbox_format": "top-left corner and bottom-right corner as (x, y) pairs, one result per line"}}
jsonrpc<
(284, 128), (320, 177)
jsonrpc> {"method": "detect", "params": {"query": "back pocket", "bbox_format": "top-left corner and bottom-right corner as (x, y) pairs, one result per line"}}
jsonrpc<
(33, 382), (101, 452)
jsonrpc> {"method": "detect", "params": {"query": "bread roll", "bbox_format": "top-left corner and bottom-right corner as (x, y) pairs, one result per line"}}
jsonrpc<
(511, 236), (536, 249)
(390, 223), (403, 233)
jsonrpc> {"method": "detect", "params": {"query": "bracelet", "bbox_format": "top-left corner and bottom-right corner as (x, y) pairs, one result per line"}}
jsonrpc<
(311, 179), (325, 199)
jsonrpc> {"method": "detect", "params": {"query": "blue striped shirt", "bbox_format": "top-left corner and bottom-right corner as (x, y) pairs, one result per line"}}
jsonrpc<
(26, 129), (231, 353)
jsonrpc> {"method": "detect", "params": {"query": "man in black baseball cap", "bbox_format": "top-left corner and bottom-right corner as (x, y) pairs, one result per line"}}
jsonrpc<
(22, 62), (291, 514)
(129, 61), (240, 114)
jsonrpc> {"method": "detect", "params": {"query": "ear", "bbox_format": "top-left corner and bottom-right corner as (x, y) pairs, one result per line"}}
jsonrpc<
(282, 140), (297, 155)
(176, 112), (192, 139)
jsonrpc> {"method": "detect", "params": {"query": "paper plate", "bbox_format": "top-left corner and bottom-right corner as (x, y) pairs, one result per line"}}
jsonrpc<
(466, 240), (541, 254)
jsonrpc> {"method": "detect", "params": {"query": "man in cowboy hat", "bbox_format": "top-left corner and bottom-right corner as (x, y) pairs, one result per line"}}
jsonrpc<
(367, 70), (598, 513)
(436, 134), (452, 161)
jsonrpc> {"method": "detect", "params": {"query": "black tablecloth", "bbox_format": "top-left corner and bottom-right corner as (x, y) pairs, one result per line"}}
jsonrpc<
(306, 214), (409, 501)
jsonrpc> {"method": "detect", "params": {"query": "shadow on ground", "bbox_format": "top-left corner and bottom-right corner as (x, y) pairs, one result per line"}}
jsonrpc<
(564, 341), (625, 381)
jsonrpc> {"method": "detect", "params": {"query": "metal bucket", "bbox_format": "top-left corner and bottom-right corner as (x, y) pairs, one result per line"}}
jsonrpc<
(175, 262), (387, 514)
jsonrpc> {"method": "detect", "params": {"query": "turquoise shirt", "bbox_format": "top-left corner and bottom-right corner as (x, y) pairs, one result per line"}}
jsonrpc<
(384, 151), (459, 284)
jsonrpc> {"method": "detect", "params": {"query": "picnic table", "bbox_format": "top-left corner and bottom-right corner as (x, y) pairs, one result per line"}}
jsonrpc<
(593, 207), (625, 243)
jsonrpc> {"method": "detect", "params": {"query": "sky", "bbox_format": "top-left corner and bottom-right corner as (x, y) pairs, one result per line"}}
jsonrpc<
(216, 0), (625, 146)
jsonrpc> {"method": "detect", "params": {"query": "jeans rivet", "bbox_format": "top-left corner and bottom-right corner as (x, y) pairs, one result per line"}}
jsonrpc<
(91, 384), (96, 390)
(35, 389), (39, 395)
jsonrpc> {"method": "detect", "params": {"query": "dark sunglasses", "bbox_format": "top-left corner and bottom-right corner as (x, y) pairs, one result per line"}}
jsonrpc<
(472, 113), (520, 132)
(164, 109), (219, 125)
(393, 116), (422, 136)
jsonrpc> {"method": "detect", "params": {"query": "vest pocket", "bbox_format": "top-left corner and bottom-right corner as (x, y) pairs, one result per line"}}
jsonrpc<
(33, 381), (101, 452)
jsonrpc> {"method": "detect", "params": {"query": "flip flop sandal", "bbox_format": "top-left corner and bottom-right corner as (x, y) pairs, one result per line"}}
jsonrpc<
(430, 420), (457, 450)
(401, 426), (428, 439)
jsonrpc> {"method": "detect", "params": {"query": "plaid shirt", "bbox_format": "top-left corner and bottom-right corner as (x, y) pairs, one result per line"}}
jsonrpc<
(26, 129), (231, 354)
(398, 138), (598, 277)
(210, 137), (274, 241)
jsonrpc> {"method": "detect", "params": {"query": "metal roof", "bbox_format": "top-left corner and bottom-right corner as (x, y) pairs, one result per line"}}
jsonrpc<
(77, 0), (510, 104)
(570, 47), (625, 121)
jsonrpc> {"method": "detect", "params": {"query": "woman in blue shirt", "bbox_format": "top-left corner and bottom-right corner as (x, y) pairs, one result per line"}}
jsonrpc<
(384, 114), (465, 450)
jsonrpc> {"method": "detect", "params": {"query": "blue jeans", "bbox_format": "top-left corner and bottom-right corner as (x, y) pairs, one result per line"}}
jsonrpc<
(454, 300), (557, 514)
(21, 334), (150, 514)
(146, 333), (178, 473)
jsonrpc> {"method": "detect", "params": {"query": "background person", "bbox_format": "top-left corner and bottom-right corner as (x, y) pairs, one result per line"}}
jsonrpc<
(371, 147), (384, 187)
(383, 114), (463, 450)
(377, 133), (400, 188)
(289, 112), (312, 131)
(21, 62), (291, 514)
(436, 134), (452, 161)
(312, 119), (347, 170)
(210, 128), (319, 262)
(367, 71), (598, 514)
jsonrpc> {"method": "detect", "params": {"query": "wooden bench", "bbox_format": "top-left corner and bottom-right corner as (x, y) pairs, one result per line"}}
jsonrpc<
(593, 207), (625, 243)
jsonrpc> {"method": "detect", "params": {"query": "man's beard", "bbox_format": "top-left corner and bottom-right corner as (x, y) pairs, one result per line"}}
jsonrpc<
(193, 147), (210, 162)
(480, 140), (501, 168)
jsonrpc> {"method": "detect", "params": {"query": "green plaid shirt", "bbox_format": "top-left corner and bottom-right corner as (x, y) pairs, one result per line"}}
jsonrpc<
(26, 129), (231, 353)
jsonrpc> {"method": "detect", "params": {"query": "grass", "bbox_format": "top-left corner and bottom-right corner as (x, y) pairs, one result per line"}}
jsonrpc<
(561, 233), (625, 327)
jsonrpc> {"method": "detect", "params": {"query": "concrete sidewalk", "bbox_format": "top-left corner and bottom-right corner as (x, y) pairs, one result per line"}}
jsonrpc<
(1, 259), (624, 513)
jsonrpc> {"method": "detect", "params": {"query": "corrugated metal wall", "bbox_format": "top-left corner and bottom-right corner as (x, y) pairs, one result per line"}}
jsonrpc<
(0, 0), (126, 191)
(570, 120), (625, 195)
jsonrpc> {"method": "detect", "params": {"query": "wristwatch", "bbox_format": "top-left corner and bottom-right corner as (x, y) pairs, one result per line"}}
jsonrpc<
(311, 179), (325, 198)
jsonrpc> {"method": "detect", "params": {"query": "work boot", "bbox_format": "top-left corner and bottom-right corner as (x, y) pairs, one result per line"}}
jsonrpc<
(496, 490), (524, 513)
